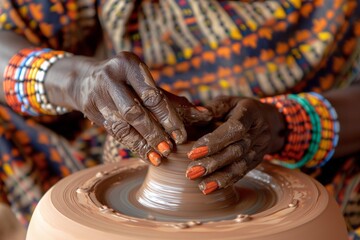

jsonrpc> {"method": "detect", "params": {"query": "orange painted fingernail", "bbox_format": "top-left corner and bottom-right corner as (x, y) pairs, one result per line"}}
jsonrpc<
(187, 146), (209, 160)
(171, 130), (182, 143)
(201, 181), (218, 195)
(148, 151), (161, 166)
(157, 141), (170, 156)
(196, 106), (209, 112)
(186, 165), (206, 180)
(263, 154), (272, 161)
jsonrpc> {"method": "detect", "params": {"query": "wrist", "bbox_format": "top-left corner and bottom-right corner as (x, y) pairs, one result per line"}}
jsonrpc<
(262, 102), (287, 153)
(3, 48), (74, 115)
(45, 55), (97, 111)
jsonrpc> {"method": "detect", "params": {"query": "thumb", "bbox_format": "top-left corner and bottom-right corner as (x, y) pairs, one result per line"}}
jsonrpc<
(163, 90), (212, 125)
(204, 96), (239, 119)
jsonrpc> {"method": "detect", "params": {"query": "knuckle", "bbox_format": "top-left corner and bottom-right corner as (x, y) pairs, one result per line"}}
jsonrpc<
(123, 104), (144, 122)
(112, 121), (131, 140)
(227, 143), (245, 158)
(241, 138), (252, 149)
(129, 139), (149, 158)
(102, 58), (123, 75)
(240, 97), (258, 108)
(228, 118), (245, 130)
(141, 89), (164, 108)
(117, 51), (140, 62)
(103, 52), (140, 77)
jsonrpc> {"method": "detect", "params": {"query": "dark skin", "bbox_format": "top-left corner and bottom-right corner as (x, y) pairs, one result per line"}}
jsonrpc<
(0, 30), (212, 165)
(1, 30), (360, 194)
(185, 89), (360, 193)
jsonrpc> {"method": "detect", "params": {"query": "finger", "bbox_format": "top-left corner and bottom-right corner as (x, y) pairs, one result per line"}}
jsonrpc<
(204, 96), (241, 119)
(198, 150), (259, 195)
(188, 117), (250, 160)
(179, 106), (213, 125)
(163, 90), (213, 125)
(186, 140), (251, 180)
(101, 109), (161, 166)
(107, 83), (172, 156)
(123, 54), (187, 143)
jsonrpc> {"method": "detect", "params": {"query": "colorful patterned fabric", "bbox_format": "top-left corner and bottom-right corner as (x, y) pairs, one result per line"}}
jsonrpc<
(0, 106), (101, 226)
(0, 0), (100, 54)
(1, 0), (360, 236)
(97, 0), (360, 102)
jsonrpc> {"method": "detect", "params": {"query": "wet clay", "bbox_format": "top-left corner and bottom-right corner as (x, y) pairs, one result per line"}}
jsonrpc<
(27, 143), (348, 240)
(99, 143), (277, 222)
(135, 143), (240, 218)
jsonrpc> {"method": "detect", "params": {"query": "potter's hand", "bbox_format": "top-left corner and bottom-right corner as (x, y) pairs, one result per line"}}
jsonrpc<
(68, 52), (199, 166)
(185, 96), (285, 194)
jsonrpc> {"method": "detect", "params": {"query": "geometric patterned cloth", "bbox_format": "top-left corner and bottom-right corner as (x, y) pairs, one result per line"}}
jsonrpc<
(0, 106), (104, 226)
(1, 0), (360, 236)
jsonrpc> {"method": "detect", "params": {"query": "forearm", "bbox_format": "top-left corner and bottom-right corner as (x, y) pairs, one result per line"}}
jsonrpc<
(0, 31), (33, 103)
(0, 30), (96, 111)
(44, 54), (96, 111)
(323, 84), (360, 158)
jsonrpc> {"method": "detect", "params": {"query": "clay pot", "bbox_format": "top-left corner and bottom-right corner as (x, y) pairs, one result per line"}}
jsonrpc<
(27, 143), (348, 240)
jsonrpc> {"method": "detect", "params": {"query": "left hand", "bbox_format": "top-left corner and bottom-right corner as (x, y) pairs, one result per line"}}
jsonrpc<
(185, 96), (286, 195)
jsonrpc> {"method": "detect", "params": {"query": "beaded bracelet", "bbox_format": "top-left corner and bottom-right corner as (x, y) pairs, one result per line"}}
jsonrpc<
(261, 93), (339, 169)
(301, 92), (340, 167)
(287, 94), (322, 169)
(3, 48), (73, 116)
(261, 96), (313, 168)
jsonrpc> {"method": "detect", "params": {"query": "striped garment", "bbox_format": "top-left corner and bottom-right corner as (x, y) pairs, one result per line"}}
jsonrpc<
(0, 0), (360, 236)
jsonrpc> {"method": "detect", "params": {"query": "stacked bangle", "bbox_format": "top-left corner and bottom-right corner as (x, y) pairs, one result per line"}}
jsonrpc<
(300, 92), (340, 167)
(261, 93), (340, 169)
(261, 96), (312, 168)
(3, 48), (73, 116)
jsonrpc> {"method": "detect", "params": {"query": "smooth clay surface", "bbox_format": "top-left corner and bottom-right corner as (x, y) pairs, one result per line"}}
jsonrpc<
(27, 143), (348, 240)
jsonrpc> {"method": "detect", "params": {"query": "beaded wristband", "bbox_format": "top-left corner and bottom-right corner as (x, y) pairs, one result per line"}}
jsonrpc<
(302, 93), (340, 167)
(3, 48), (73, 116)
(261, 96), (313, 169)
(287, 94), (322, 169)
(261, 93), (339, 169)
(261, 96), (311, 163)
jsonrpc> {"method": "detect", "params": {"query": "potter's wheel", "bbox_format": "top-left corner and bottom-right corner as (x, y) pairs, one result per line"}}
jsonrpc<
(27, 158), (348, 240)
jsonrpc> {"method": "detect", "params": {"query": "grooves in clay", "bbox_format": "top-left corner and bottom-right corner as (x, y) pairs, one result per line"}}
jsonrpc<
(26, 144), (348, 239)
(135, 142), (239, 217)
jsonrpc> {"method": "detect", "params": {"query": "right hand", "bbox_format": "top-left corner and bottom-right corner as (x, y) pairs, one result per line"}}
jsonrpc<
(67, 52), (210, 166)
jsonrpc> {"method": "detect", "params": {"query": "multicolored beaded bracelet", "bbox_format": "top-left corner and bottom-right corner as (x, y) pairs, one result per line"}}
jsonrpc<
(287, 94), (322, 169)
(302, 92), (340, 167)
(3, 48), (73, 116)
(261, 96), (312, 163)
(261, 92), (339, 169)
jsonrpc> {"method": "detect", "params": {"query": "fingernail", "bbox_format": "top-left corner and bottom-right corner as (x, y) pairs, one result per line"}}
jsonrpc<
(263, 154), (272, 161)
(171, 130), (183, 144)
(200, 181), (218, 195)
(157, 141), (171, 156)
(148, 151), (161, 166)
(186, 165), (206, 180)
(195, 106), (209, 112)
(187, 146), (209, 160)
